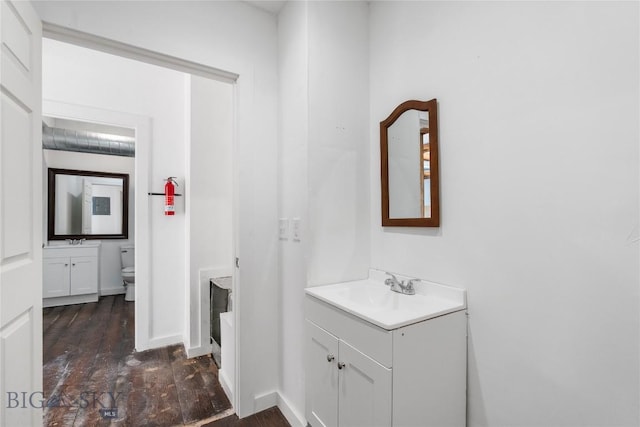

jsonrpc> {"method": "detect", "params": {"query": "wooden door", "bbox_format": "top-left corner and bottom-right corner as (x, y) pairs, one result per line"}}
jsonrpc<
(0, 0), (42, 425)
(306, 320), (339, 427)
(338, 340), (392, 427)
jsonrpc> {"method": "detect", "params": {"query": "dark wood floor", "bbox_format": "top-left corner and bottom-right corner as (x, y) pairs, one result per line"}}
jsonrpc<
(202, 406), (290, 427)
(43, 295), (289, 427)
(43, 295), (233, 426)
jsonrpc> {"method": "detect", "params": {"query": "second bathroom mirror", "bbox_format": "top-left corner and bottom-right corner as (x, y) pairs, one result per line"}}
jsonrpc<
(48, 168), (129, 240)
(380, 99), (439, 227)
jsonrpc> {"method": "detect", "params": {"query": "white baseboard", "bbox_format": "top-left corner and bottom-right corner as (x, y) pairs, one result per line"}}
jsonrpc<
(219, 369), (234, 407)
(253, 391), (306, 427)
(145, 334), (182, 350)
(43, 293), (98, 308)
(254, 390), (278, 413)
(277, 392), (307, 427)
(185, 343), (212, 358)
(100, 287), (126, 296)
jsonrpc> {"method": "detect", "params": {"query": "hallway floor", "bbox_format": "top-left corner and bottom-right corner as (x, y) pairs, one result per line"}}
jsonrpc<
(43, 295), (234, 426)
(201, 406), (290, 427)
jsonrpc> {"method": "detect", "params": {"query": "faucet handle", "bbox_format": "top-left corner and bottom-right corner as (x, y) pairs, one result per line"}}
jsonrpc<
(384, 272), (398, 286)
(406, 278), (420, 287)
(405, 278), (420, 294)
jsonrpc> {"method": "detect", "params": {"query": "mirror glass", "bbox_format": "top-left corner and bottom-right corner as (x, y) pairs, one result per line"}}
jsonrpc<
(48, 168), (129, 239)
(381, 99), (439, 227)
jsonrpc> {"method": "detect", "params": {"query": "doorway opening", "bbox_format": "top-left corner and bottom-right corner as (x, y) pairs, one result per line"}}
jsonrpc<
(40, 29), (238, 424)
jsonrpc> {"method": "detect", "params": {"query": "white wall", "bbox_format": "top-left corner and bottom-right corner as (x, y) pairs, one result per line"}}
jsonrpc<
(370, 2), (639, 426)
(277, 1), (309, 424)
(306, 1), (370, 287)
(35, 1), (279, 417)
(185, 75), (233, 357)
(42, 38), (187, 345)
(277, 1), (370, 424)
(44, 149), (135, 296)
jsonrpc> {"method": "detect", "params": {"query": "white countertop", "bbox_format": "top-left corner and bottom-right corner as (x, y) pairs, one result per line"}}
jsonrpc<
(305, 269), (466, 330)
(45, 242), (101, 248)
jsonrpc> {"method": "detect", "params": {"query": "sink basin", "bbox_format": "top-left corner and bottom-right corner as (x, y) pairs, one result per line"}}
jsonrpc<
(305, 270), (466, 330)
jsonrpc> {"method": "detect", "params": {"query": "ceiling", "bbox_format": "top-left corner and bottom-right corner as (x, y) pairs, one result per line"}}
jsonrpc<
(244, 0), (287, 14)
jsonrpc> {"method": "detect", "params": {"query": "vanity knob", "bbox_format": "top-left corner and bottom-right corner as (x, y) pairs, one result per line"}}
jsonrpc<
(64, 263), (68, 267)
(326, 354), (335, 362)
(337, 362), (346, 370)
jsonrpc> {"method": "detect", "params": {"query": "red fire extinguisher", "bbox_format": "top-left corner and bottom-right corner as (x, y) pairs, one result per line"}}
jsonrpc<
(165, 177), (178, 216)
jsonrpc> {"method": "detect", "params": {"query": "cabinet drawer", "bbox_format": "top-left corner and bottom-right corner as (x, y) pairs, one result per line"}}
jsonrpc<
(306, 295), (392, 368)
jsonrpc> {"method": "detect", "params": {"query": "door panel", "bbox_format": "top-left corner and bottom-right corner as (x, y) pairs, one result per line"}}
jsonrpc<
(0, 1), (35, 108)
(338, 340), (392, 427)
(1, 310), (35, 426)
(1, 92), (31, 259)
(306, 320), (339, 427)
(0, 1), (42, 426)
(1, 0), (32, 71)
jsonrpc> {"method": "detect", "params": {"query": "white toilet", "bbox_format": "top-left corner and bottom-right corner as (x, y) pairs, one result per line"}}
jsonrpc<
(120, 245), (135, 301)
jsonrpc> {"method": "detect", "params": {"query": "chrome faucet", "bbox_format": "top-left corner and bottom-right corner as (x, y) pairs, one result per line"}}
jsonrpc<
(66, 238), (86, 245)
(384, 272), (417, 295)
(384, 272), (400, 287)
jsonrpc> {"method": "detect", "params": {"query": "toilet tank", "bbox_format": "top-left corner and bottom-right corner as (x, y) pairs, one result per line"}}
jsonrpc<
(120, 245), (135, 268)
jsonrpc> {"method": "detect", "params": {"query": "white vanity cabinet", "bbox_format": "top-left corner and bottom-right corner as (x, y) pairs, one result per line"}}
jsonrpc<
(305, 292), (467, 427)
(306, 320), (392, 427)
(43, 245), (100, 307)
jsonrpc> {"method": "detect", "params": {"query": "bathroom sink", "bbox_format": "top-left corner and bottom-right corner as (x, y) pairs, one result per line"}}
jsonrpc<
(305, 270), (466, 330)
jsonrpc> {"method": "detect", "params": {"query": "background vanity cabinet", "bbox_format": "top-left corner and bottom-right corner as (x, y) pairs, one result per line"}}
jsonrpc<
(305, 294), (466, 427)
(43, 245), (99, 307)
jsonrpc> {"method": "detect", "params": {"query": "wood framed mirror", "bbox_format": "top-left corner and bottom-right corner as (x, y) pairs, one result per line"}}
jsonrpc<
(47, 168), (129, 240)
(380, 99), (439, 227)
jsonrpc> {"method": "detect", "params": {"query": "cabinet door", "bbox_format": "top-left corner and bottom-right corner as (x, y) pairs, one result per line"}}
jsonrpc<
(338, 340), (392, 427)
(306, 320), (339, 427)
(69, 256), (98, 295)
(43, 258), (70, 298)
